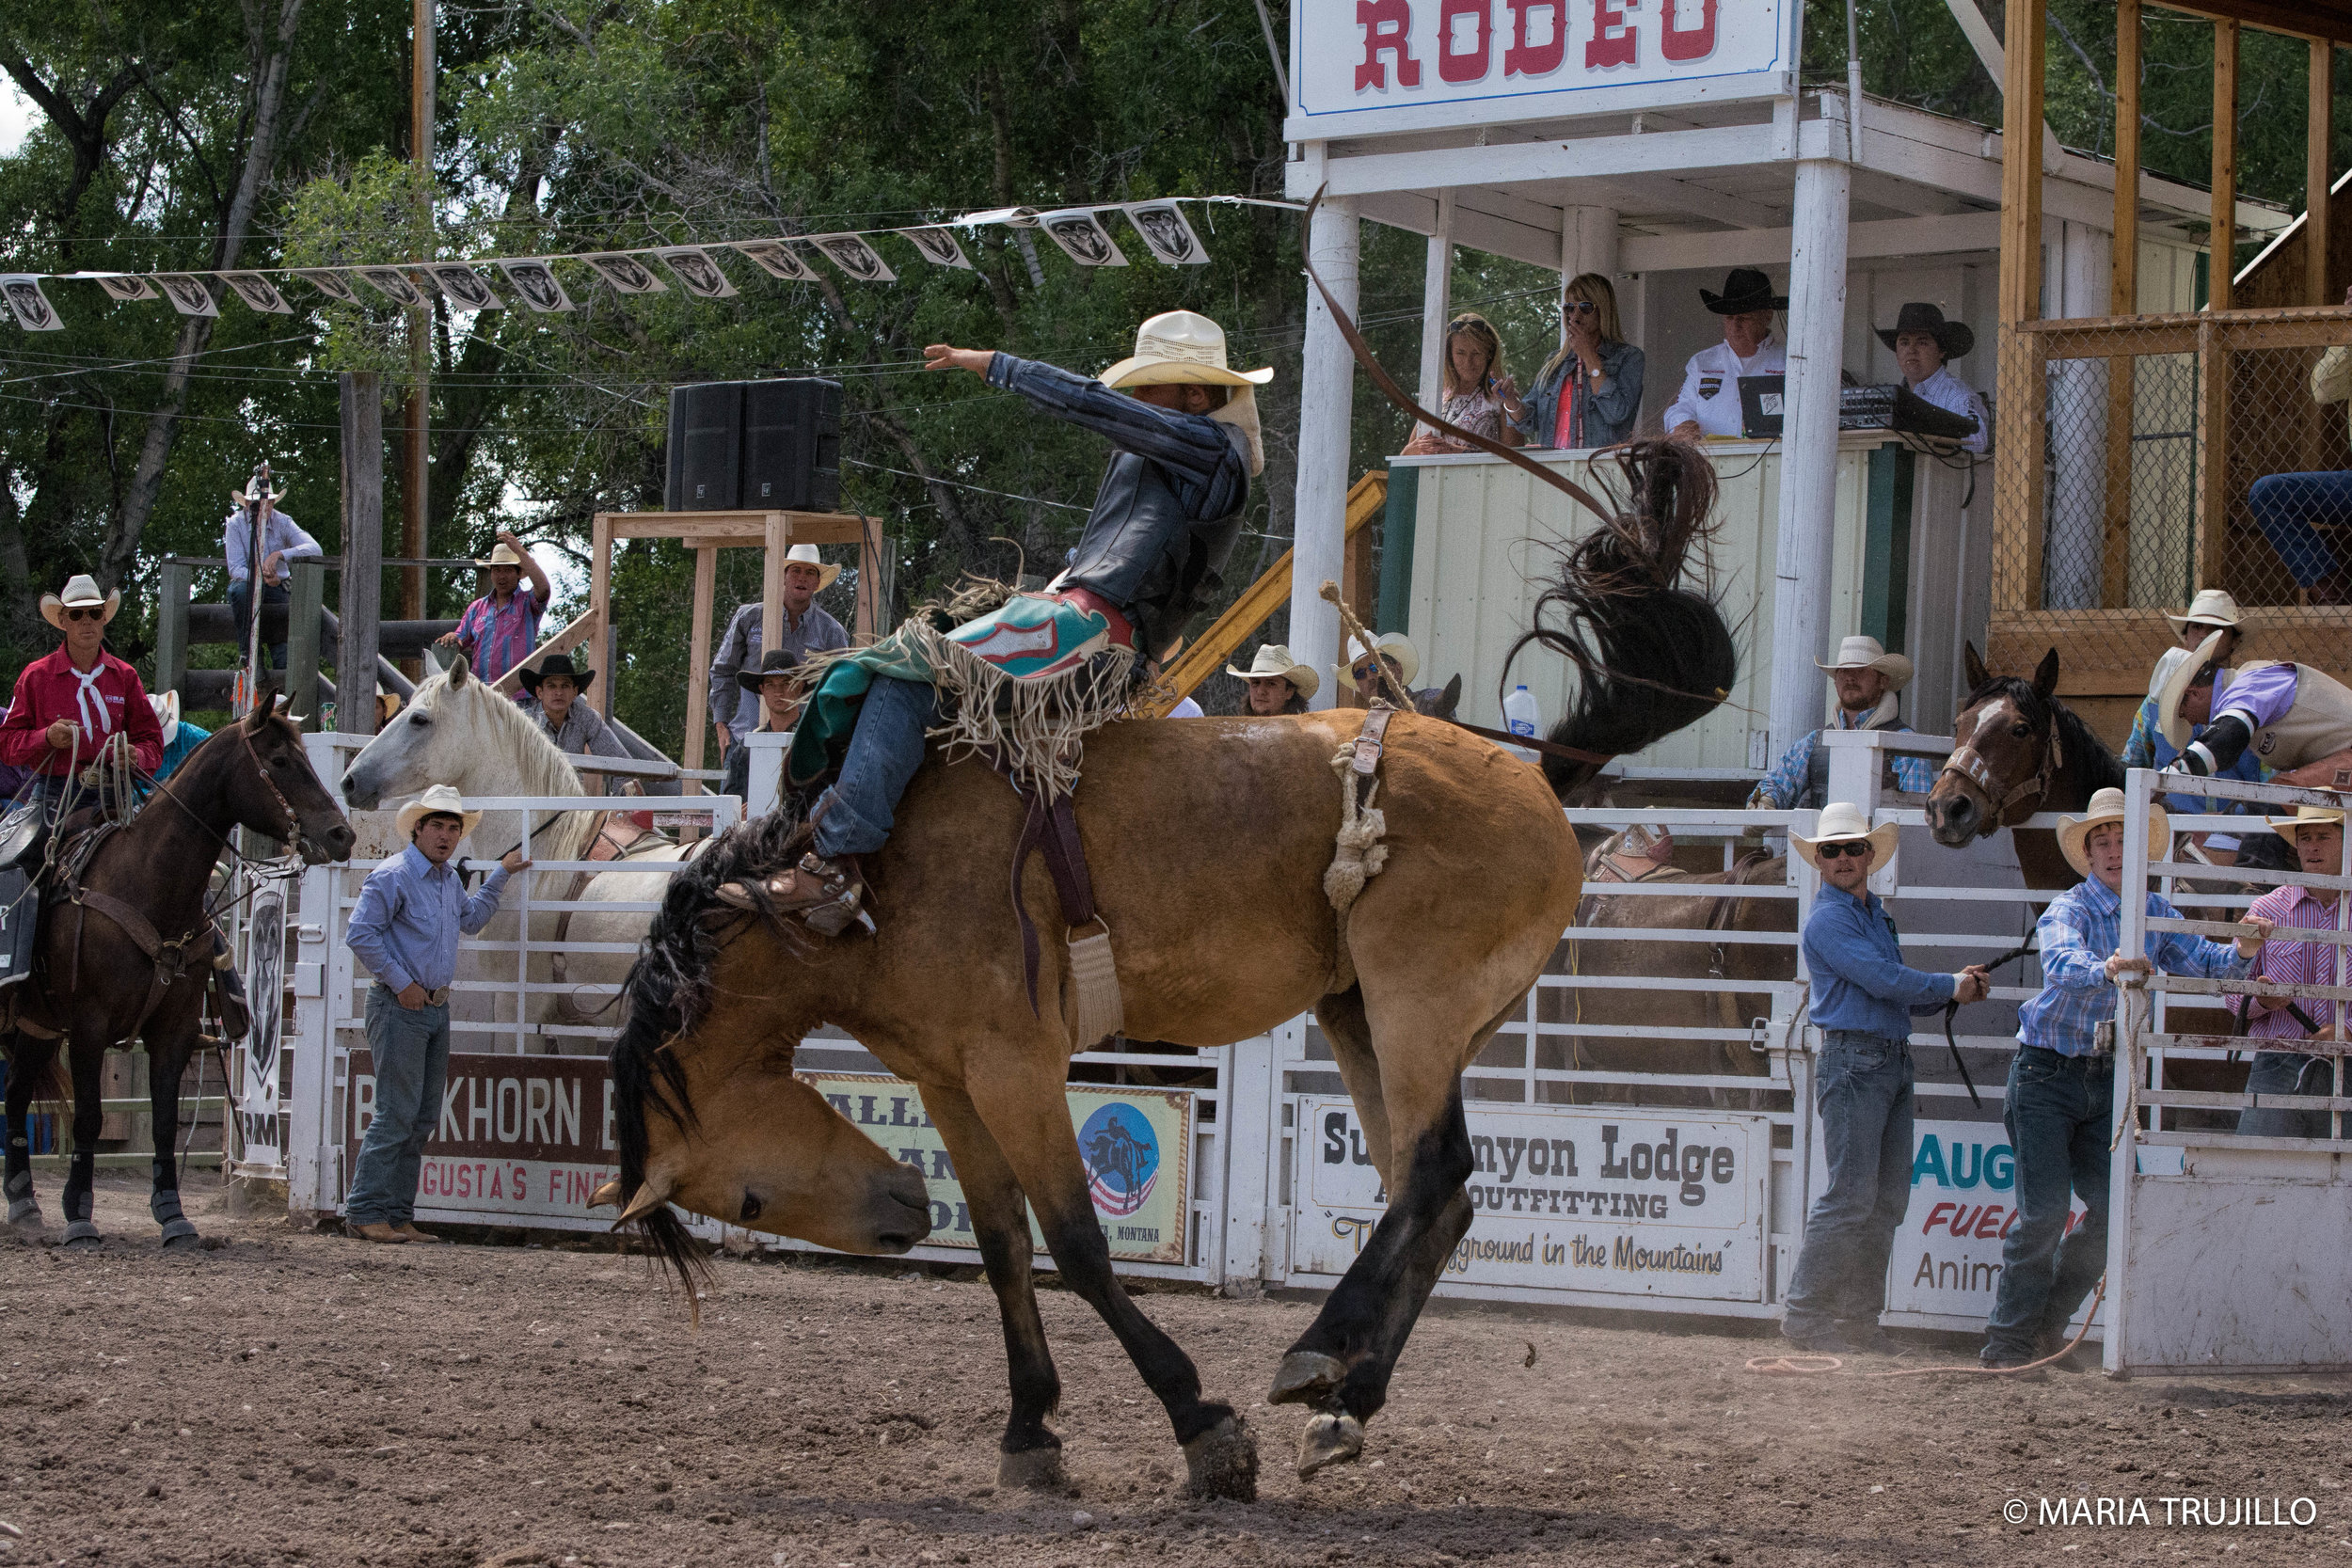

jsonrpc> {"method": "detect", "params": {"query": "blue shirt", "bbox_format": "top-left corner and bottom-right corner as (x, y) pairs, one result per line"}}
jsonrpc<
(2016, 877), (2248, 1055)
(1802, 881), (1956, 1037)
(1754, 711), (1939, 809)
(2120, 693), (2264, 815)
(223, 506), (323, 584)
(153, 721), (209, 782)
(345, 844), (514, 995)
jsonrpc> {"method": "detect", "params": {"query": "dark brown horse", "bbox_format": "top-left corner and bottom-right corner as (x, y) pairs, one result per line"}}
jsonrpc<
(3, 696), (353, 1246)
(1923, 645), (2123, 884)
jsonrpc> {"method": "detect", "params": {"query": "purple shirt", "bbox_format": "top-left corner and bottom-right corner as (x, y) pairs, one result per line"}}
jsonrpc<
(453, 586), (548, 685)
(2213, 662), (2300, 731)
(2230, 882), (2344, 1040)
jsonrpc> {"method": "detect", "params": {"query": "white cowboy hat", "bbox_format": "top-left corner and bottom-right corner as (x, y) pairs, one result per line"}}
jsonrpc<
(476, 541), (530, 569)
(2165, 588), (2245, 630)
(1098, 309), (1274, 389)
(1224, 642), (1319, 701)
(2156, 627), (2230, 751)
(149, 690), (181, 748)
(40, 574), (120, 631)
(2056, 786), (2170, 879)
(1334, 632), (1420, 692)
(394, 784), (484, 841)
(2268, 802), (2348, 846)
(1788, 800), (1899, 870)
(1815, 635), (1913, 692)
(777, 541), (842, 591)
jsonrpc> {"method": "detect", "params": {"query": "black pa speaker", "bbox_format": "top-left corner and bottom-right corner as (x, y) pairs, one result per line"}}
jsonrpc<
(742, 378), (841, 512)
(666, 381), (743, 511)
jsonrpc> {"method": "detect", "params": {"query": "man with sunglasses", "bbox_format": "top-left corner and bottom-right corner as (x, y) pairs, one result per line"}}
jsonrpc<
(0, 574), (165, 815)
(1781, 801), (1989, 1355)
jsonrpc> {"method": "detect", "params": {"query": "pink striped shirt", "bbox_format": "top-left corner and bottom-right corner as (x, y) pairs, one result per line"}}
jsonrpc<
(2230, 882), (2346, 1040)
(453, 585), (548, 685)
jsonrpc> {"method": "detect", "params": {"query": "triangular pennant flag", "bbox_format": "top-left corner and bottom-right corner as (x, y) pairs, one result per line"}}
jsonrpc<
(293, 270), (359, 303)
(153, 275), (220, 316)
(90, 274), (157, 302)
(0, 277), (63, 330)
(221, 273), (294, 313)
(1038, 210), (1127, 268)
(358, 268), (428, 308)
(1122, 202), (1209, 266)
(807, 234), (896, 283)
(729, 240), (815, 282)
(496, 260), (573, 312)
(581, 254), (667, 294)
(901, 227), (974, 270)
(656, 247), (737, 299)
(425, 264), (501, 311)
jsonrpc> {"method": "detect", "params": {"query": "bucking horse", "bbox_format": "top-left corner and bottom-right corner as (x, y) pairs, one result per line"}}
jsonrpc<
(601, 436), (1740, 1497)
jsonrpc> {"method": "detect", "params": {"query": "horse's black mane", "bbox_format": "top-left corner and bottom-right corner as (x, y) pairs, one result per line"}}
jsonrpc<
(1960, 673), (2124, 800)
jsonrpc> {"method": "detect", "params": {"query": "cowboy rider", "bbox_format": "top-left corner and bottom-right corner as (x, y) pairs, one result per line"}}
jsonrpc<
(2158, 629), (2352, 783)
(0, 575), (165, 815)
(2120, 590), (2267, 852)
(1748, 636), (1937, 811)
(771, 309), (1268, 935)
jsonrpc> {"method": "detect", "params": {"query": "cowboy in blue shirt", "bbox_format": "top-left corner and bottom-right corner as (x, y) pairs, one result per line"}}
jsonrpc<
(1781, 802), (1987, 1354)
(1749, 637), (1937, 810)
(1982, 788), (2265, 1372)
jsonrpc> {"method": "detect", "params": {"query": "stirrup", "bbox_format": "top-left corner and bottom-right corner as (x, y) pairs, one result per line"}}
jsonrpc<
(716, 852), (866, 937)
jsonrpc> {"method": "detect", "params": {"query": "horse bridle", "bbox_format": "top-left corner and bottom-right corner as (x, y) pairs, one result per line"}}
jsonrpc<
(1940, 705), (2064, 831)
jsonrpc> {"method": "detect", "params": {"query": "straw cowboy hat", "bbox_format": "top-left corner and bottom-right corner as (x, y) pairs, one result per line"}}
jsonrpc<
(1099, 309), (1273, 477)
(394, 784), (483, 840)
(230, 469), (286, 509)
(1335, 632), (1421, 692)
(476, 540), (530, 569)
(2268, 802), (2347, 846)
(1698, 268), (1788, 315)
(736, 647), (803, 693)
(2165, 587), (2245, 631)
(149, 690), (181, 748)
(1874, 301), (1976, 361)
(1816, 634), (1913, 691)
(776, 542), (842, 591)
(2056, 786), (2169, 879)
(40, 574), (119, 631)
(517, 653), (596, 696)
(1224, 642), (1319, 701)
(1789, 800), (1899, 870)
(2156, 627), (2231, 751)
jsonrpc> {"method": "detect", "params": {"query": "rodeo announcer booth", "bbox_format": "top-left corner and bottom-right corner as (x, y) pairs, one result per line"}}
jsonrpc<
(0, 574), (165, 810)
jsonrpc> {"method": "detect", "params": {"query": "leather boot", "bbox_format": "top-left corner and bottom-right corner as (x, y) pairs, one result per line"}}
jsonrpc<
(717, 851), (866, 936)
(347, 1222), (407, 1243)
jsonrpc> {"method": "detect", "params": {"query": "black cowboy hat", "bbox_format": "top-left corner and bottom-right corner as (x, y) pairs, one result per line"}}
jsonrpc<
(1698, 268), (1788, 315)
(517, 653), (595, 695)
(736, 648), (803, 693)
(1874, 301), (1976, 361)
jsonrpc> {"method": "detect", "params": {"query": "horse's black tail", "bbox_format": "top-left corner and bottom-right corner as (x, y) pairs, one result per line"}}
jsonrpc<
(1502, 438), (1740, 800)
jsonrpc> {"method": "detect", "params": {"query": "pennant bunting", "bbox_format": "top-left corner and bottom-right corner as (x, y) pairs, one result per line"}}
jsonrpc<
(154, 275), (220, 316)
(1123, 202), (1209, 266)
(426, 264), (502, 311)
(581, 254), (666, 293)
(358, 268), (427, 308)
(221, 273), (294, 313)
(0, 277), (62, 330)
(730, 240), (814, 282)
(497, 259), (573, 312)
(807, 234), (896, 283)
(1038, 209), (1128, 268)
(293, 269), (360, 303)
(656, 247), (737, 299)
(901, 227), (973, 270)
(92, 274), (157, 303)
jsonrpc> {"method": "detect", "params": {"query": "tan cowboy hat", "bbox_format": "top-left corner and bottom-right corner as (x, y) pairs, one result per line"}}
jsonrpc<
(1225, 642), (1320, 701)
(476, 541), (529, 569)
(2268, 802), (2348, 846)
(1789, 800), (1899, 870)
(40, 573), (120, 631)
(1098, 310), (1273, 389)
(394, 784), (484, 841)
(777, 541), (842, 591)
(2156, 627), (2231, 751)
(1815, 634), (1913, 691)
(149, 690), (181, 748)
(2056, 786), (2170, 879)
(1335, 632), (1420, 692)
(2165, 588), (2244, 631)
(230, 467), (286, 509)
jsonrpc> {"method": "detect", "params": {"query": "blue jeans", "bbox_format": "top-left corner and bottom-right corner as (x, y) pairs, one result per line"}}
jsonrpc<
(1783, 1031), (1915, 1338)
(2236, 1049), (2334, 1139)
(346, 984), (450, 1227)
(2249, 470), (2352, 589)
(1983, 1045), (2112, 1360)
(229, 578), (291, 670)
(813, 674), (941, 859)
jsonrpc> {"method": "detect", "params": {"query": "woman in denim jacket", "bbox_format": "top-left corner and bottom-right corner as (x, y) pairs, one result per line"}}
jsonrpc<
(1512, 273), (1645, 450)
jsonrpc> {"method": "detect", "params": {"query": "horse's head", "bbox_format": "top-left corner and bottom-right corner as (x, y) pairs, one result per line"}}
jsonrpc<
(1926, 644), (2063, 847)
(210, 690), (355, 863)
(340, 655), (530, 809)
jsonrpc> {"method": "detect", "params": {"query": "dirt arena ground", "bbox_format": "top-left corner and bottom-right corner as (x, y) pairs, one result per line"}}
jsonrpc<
(3, 1175), (2350, 1568)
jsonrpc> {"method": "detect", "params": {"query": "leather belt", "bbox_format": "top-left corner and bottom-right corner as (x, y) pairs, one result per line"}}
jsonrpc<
(375, 981), (451, 1006)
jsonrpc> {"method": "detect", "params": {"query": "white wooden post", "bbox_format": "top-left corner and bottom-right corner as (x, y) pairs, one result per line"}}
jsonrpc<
(747, 728), (788, 819)
(1562, 204), (1619, 284)
(1220, 1033), (1276, 1290)
(1291, 194), (1359, 709)
(1415, 192), (1455, 418)
(1767, 151), (1853, 763)
(2046, 220), (2113, 610)
(2106, 764), (2155, 1373)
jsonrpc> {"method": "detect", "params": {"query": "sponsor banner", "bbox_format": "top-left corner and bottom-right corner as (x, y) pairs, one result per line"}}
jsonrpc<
(1292, 1098), (1769, 1301)
(236, 890), (287, 1172)
(346, 1051), (621, 1223)
(1887, 1119), (2097, 1329)
(803, 1073), (1194, 1264)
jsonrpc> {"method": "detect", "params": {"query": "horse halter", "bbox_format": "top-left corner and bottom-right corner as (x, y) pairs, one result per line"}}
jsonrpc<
(1940, 705), (2064, 831)
(237, 722), (307, 849)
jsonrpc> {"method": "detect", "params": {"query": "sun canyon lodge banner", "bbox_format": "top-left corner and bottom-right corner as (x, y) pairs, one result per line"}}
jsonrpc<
(1290, 0), (1792, 135)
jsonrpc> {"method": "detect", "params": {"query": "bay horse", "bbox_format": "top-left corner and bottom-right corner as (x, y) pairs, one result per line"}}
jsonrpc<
(605, 440), (1738, 1497)
(3, 694), (354, 1245)
(1923, 644), (2122, 885)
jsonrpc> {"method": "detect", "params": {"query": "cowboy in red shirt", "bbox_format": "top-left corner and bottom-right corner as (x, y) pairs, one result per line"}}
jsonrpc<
(0, 575), (166, 807)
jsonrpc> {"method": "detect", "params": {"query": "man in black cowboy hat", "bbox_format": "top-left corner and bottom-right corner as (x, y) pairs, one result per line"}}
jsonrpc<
(1664, 268), (1788, 440)
(721, 649), (804, 802)
(1878, 302), (1988, 453)
(515, 654), (629, 787)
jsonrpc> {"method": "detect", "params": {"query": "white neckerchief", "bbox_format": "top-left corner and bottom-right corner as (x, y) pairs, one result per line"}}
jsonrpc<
(70, 658), (112, 735)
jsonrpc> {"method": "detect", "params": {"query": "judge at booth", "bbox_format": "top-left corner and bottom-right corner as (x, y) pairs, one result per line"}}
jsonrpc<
(1664, 269), (1788, 440)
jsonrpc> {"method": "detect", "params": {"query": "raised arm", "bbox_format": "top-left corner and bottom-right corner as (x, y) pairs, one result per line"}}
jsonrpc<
(499, 531), (552, 609)
(926, 343), (1240, 489)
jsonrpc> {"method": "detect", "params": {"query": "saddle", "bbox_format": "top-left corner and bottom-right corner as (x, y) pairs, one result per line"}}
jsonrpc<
(989, 756), (1123, 1051)
(0, 800), (47, 874)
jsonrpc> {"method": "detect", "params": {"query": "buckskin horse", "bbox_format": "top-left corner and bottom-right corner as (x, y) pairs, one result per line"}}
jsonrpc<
(603, 439), (1740, 1497)
(2, 694), (353, 1245)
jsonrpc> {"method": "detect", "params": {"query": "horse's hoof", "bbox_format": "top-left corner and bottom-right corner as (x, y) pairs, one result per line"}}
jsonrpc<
(996, 1445), (1066, 1492)
(1182, 1413), (1259, 1502)
(6, 1199), (42, 1231)
(160, 1218), (200, 1249)
(1295, 1411), (1365, 1479)
(62, 1220), (101, 1247)
(1267, 1350), (1347, 1406)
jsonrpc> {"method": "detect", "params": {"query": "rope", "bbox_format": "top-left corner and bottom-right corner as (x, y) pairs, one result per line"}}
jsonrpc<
(1323, 740), (1389, 914)
(1319, 580), (1417, 712)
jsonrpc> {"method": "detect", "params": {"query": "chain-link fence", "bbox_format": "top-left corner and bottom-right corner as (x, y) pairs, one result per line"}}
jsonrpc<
(1990, 308), (2352, 688)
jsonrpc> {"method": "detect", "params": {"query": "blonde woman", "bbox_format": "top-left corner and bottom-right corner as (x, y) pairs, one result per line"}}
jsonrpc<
(1513, 274), (1645, 450)
(1402, 311), (1523, 455)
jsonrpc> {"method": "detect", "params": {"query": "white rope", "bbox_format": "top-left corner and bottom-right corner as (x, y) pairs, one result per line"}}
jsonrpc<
(1323, 740), (1389, 914)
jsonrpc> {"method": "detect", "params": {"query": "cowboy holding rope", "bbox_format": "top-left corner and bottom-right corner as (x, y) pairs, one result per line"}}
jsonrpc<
(0, 575), (165, 816)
